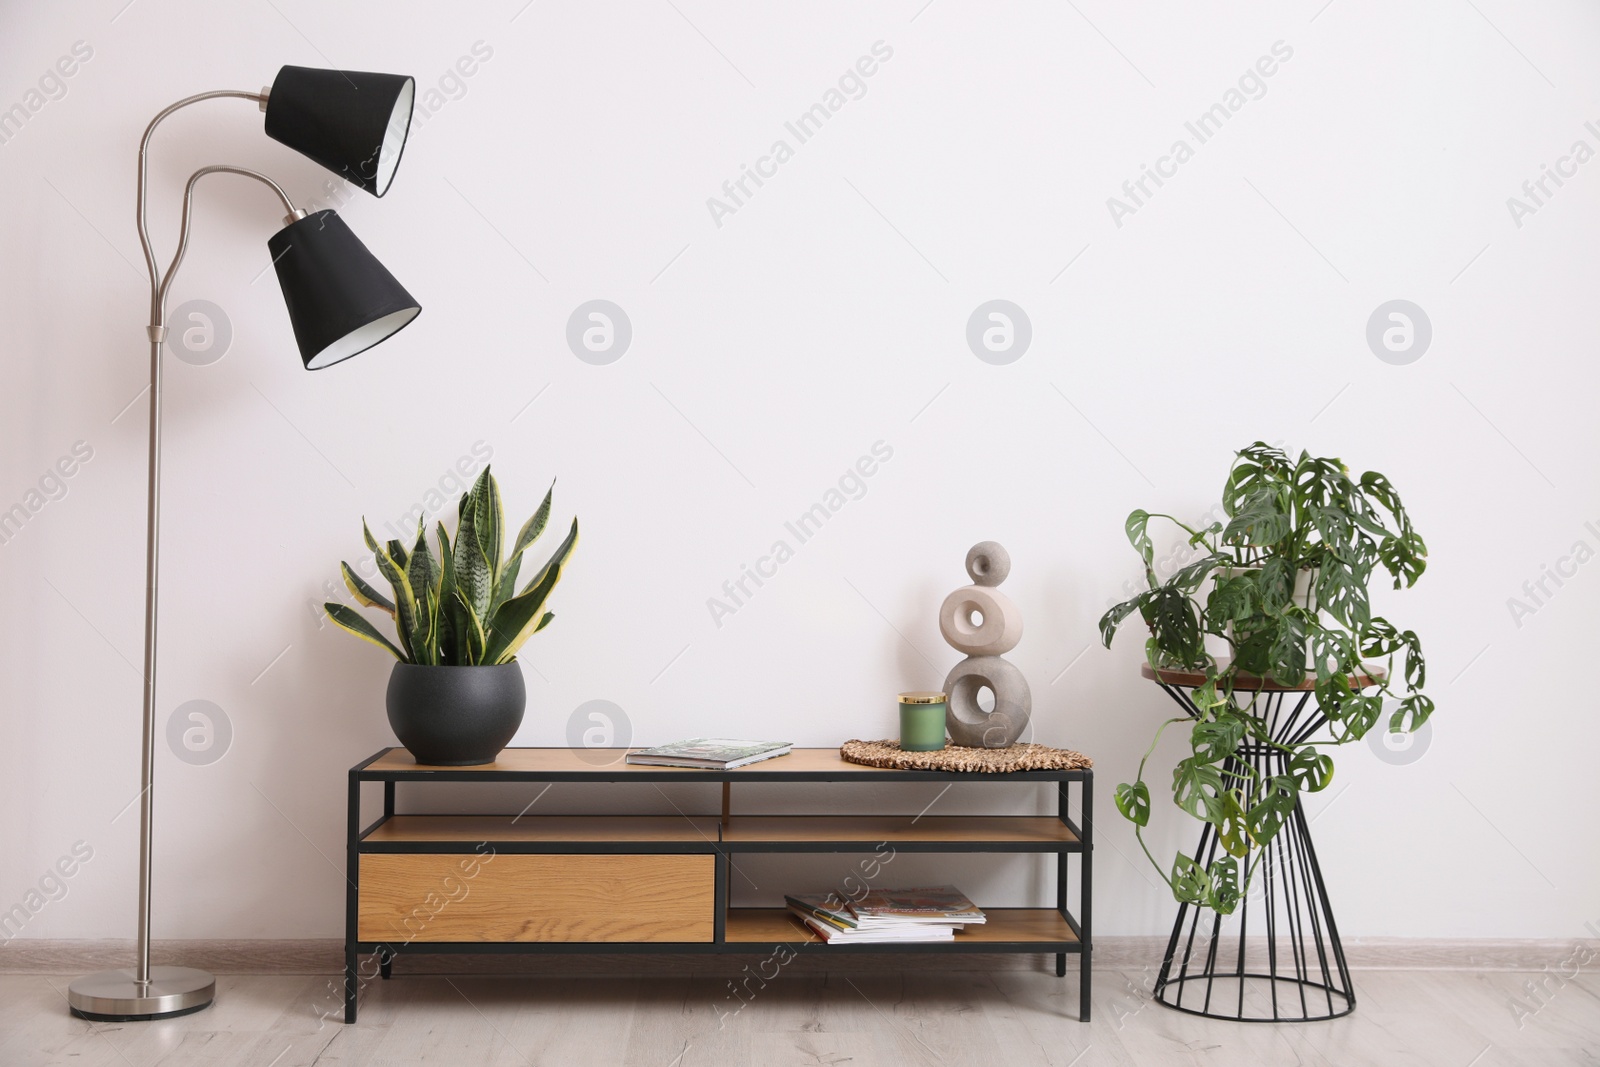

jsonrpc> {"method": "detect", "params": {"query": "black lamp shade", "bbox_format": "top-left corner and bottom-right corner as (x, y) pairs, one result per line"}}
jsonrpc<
(268, 210), (420, 370)
(264, 66), (415, 197)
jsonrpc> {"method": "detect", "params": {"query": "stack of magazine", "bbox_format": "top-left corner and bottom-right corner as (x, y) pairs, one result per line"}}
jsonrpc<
(784, 886), (987, 944)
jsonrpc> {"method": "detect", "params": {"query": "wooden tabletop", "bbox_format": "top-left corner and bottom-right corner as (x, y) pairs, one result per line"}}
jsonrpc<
(1141, 662), (1385, 691)
(359, 747), (1090, 778)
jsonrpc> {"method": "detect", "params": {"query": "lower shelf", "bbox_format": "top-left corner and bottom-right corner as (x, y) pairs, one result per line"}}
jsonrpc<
(724, 908), (1079, 948)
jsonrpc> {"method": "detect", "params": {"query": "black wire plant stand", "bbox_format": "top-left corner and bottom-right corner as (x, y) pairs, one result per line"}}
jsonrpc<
(1142, 663), (1380, 1023)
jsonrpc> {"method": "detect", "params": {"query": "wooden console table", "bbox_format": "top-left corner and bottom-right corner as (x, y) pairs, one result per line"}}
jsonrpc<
(344, 747), (1093, 1022)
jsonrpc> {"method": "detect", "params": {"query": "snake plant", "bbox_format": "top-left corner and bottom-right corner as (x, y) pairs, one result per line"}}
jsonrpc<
(324, 467), (578, 665)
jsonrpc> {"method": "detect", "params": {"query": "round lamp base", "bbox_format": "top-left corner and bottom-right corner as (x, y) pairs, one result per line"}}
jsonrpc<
(67, 966), (215, 1021)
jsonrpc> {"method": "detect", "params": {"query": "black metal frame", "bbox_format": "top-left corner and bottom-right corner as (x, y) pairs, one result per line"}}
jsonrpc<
(343, 748), (1093, 1023)
(1149, 684), (1355, 1022)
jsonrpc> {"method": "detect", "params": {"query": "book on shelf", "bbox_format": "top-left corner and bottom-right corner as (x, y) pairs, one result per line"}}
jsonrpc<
(784, 886), (986, 944)
(852, 885), (987, 924)
(624, 739), (792, 769)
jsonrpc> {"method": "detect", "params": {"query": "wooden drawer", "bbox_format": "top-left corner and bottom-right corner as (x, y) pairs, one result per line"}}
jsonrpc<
(358, 853), (714, 943)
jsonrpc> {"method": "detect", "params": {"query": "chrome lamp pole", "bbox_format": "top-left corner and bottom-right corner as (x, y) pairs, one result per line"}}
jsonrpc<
(68, 66), (420, 1022)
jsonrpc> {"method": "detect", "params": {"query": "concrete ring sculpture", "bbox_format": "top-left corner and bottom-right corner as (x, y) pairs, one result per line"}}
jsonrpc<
(939, 585), (1023, 657)
(943, 655), (1032, 748)
(965, 541), (1011, 587)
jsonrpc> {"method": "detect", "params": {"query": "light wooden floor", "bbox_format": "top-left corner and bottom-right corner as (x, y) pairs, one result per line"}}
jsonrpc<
(4, 964), (1597, 1066)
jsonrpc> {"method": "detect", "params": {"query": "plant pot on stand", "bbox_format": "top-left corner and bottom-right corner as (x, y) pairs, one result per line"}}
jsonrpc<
(1099, 442), (1433, 1023)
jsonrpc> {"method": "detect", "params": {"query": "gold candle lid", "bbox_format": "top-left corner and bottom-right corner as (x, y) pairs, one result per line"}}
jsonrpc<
(898, 691), (947, 704)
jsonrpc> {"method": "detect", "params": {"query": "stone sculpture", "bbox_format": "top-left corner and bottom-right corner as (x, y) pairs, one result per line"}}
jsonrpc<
(939, 541), (1031, 748)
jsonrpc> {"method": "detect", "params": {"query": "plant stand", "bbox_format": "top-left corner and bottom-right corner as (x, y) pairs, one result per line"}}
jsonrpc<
(1140, 663), (1379, 1023)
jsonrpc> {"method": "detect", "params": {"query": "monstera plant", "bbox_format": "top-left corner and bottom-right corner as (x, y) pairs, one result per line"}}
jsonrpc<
(1099, 442), (1430, 913)
(324, 466), (578, 766)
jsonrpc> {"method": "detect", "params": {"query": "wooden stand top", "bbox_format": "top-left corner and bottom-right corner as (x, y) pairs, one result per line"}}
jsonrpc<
(1141, 662), (1385, 692)
(354, 746), (1092, 781)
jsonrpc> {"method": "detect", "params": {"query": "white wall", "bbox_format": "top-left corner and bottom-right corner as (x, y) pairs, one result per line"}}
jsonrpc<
(2, 0), (1596, 944)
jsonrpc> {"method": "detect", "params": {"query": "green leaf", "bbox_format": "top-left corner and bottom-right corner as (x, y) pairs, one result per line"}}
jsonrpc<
(1267, 610), (1309, 688)
(1359, 470), (1413, 536)
(434, 522), (458, 664)
(1316, 561), (1371, 629)
(1287, 746), (1334, 792)
(1223, 442), (1291, 518)
(1401, 628), (1426, 689)
(1098, 592), (1148, 649)
(1171, 852), (1211, 905)
(492, 551), (522, 618)
(1206, 574), (1254, 629)
(454, 589), (486, 665)
(1125, 509), (1154, 567)
(436, 522), (455, 596)
(1216, 791), (1251, 859)
(1309, 628), (1354, 684)
(341, 562), (395, 616)
(484, 518), (578, 665)
(363, 520), (416, 661)
(1191, 716), (1245, 764)
(1378, 530), (1427, 589)
(1172, 758), (1226, 821)
(386, 539), (409, 572)
(472, 466), (504, 587)
(1245, 776), (1296, 844)
(1259, 556), (1294, 611)
(454, 497), (493, 621)
(407, 529), (439, 605)
(405, 528), (440, 665)
(1145, 585), (1204, 668)
(1314, 671), (1355, 725)
(1390, 693), (1435, 733)
(1205, 856), (1242, 914)
(1115, 781), (1151, 827)
(509, 482), (554, 564)
(1335, 693), (1383, 741)
(1359, 617), (1403, 658)
(1222, 485), (1292, 548)
(324, 603), (405, 660)
(1170, 553), (1226, 594)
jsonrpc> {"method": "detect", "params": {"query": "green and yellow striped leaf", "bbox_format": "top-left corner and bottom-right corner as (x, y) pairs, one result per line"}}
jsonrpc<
(471, 467), (504, 586)
(454, 589), (487, 665)
(364, 519), (417, 662)
(508, 482), (553, 565)
(485, 518), (578, 664)
(341, 562), (395, 616)
(324, 603), (405, 660)
(454, 504), (493, 621)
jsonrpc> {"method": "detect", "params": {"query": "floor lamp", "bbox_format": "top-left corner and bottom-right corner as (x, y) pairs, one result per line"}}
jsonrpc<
(67, 65), (421, 1022)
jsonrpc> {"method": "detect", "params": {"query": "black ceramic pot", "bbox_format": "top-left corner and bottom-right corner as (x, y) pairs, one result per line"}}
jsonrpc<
(386, 663), (526, 766)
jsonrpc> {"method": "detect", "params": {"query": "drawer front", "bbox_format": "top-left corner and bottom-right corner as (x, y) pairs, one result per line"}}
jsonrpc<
(358, 853), (715, 943)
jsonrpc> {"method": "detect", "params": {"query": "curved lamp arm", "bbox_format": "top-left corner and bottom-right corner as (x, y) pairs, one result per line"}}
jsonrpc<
(155, 165), (304, 317)
(136, 89), (274, 337)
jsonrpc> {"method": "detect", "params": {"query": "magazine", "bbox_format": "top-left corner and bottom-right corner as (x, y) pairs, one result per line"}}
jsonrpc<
(784, 887), (985, 944)
(625, 739), (792, 769)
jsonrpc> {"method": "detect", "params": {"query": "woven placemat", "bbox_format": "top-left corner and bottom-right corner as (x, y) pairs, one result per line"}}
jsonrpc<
(839, 739), (1093, 773)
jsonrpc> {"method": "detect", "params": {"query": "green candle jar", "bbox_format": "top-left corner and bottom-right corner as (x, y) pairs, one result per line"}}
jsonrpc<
(898, 691), (948, 752)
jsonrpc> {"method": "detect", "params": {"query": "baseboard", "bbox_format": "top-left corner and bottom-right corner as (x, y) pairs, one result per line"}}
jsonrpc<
(1085, 936), (1594, 973)
(2, 936), (1587, 976)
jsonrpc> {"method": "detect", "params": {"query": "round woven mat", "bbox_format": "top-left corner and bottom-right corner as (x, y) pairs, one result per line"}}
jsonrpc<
(839, 739), (1093, 773)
